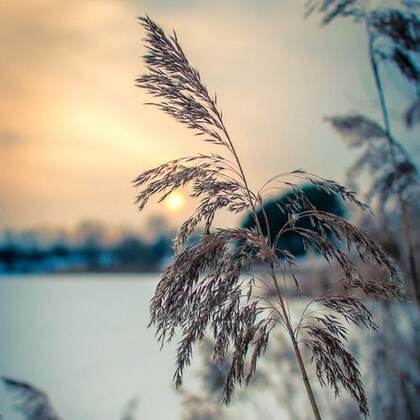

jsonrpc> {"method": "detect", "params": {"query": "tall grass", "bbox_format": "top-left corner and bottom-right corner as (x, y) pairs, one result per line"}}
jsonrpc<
(1, 376), (139, 420)
(307, 0), (420, 304)
(2, 376), (63, 420)
(135, 16), (403, 419)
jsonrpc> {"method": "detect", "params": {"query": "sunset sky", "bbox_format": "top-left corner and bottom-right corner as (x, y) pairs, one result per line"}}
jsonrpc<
(1, 0), (417, 230)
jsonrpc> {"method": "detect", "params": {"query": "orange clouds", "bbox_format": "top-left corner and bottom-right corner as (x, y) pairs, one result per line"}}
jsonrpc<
(0, 0), (370, 229)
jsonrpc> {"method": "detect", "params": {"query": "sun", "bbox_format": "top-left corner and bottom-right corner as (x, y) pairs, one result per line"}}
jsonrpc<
(164, 191), (185, 212)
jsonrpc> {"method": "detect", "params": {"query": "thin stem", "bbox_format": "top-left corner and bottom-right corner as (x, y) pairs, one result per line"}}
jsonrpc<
(268, 265), (322, 420)
(212, 105), (266, 236)
(213, 108), (323, 418)
(365, 16), (420, 304)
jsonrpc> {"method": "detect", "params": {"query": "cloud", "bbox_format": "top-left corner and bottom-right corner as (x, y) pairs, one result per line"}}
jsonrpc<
(0, 131), (21, 146)
(1, 0), (410, 229)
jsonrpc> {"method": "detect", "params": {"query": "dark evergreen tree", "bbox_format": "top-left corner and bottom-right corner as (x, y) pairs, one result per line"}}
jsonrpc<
(242, 184), (344, 257)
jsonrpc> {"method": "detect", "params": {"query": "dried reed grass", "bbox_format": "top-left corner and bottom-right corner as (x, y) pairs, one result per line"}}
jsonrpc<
(135, 15), (404, 419)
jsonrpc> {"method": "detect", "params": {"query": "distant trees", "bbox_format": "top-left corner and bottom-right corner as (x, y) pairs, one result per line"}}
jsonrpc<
(308, 0), (420, 303)
(0, 221), (174, 274)
(76, 222), (105, 269)
(114, 235), (172, 271)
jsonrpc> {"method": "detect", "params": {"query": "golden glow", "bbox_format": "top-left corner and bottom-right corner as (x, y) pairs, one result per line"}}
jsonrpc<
(164, 191), (185, 212)
(0, 1), (359, 229)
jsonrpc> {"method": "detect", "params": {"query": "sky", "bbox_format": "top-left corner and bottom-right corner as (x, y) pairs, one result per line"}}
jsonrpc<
(0, 0), (418, 231)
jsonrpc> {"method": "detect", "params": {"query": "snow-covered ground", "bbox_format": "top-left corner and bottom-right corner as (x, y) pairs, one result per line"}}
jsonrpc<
(0, 275), (418, 420)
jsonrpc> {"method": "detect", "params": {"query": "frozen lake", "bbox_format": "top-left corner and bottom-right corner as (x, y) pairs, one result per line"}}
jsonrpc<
(0, 274), (417, 420)
(0, 274), (182, 420)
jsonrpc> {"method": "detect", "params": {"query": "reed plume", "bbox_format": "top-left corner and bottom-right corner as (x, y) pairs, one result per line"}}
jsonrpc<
(135, 15), (403, 418)
(307, 0), (420, 304)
